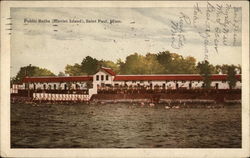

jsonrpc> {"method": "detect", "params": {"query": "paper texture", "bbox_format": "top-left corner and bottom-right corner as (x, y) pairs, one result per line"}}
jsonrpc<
(1, 1), (249, 157)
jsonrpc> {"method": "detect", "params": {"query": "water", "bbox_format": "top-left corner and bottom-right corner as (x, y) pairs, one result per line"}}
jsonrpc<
(11, 103), (241, 148)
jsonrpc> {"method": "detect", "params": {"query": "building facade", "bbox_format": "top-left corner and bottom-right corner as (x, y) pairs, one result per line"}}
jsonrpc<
(18, 67), (241, 91)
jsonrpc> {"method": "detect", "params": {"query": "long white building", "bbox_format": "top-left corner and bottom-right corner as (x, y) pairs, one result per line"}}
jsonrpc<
(19, 67), (241, 91)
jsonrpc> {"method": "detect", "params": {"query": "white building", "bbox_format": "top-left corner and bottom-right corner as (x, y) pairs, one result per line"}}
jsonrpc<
(20, 67), (242, 91)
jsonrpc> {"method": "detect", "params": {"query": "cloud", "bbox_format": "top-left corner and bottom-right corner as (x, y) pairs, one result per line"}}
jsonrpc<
(10, 7), (242, 77)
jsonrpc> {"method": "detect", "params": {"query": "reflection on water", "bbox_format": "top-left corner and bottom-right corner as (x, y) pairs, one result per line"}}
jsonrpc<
(11, 103), (241, 148)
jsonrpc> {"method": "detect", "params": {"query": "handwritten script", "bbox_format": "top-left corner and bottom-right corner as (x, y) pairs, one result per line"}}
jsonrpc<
(170, 2), (241, 60)
(170, 12), (191, 49)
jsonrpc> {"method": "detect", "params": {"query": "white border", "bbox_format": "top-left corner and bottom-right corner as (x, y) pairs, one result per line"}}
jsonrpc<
(1, 1), (249, 158)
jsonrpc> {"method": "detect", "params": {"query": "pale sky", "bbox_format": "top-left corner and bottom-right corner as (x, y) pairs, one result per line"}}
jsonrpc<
(10, 6), (242, 77)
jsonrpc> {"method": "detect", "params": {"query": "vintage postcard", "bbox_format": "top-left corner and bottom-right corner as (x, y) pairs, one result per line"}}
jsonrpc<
(1, 1), (249, 158)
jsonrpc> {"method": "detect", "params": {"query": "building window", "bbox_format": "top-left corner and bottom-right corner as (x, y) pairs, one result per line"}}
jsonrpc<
(101, 75), (104, 81)
(215, 83), (219, 89)
(54, 84), (56, 90)
(163, 83), (166, 89)
(189, 83), (192, 89)
(43, 84), (46, 90)
(106, 75), (109, 80)
(96, 75), (99, 81)
(202, 83), (205, 88)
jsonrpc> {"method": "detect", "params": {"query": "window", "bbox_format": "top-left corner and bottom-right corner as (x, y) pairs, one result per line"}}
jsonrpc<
(43, 84), (46, 90)
(189, 83), (192, 89)
(106, 75), (109, 80)
(54, 84), (56, 90)
(215, 83), (219, 89)
(101, 75), (104, 81)
(163, 83), (166, 89)
(96, 75), (99, 81)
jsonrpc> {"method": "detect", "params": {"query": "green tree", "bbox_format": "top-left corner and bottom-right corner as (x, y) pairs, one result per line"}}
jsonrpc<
(99, 60), (120, 73)
(156, 51), (198, 74)
(156, 51), (173, 73)
(181, 56), (198, 74)
(119, 53), (164, 74)
(227, 65), (237, 89)
(81, 56), (100, 75)
(12, 64), (55, 84)
(197, 60), (212, 89)
(120, 53), (146, 74)
(58, 71), (66, 76)
(116, 58), (125, 74)
(145, 53), (165, 74)
(65, 64), (85, 76)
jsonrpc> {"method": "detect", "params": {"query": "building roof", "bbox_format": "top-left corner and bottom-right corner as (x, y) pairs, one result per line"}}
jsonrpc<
(100, 67), (116, 76)
(22, 76), (93, 83)
(114, 74), (241, 81)
(21, 66), (241, 83)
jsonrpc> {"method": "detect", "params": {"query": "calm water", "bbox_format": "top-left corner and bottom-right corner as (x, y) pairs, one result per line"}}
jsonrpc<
(11, 103), (241, 148)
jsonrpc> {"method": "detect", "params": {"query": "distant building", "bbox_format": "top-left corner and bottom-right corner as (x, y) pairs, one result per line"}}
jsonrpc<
(11, 67), (241, 101)
(19, 67), (241, 91)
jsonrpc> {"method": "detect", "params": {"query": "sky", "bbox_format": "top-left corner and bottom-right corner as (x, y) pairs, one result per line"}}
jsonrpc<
(10, 5), (242, 77)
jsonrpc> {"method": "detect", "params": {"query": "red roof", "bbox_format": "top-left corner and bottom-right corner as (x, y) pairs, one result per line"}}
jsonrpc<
(114, 75), (241, 81)
(101, 67), (116, 76)
(22, 74), (241, 83)
(22, 76), (93, 83)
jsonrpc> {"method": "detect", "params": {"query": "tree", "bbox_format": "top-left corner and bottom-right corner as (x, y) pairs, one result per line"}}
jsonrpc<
(181, 56), (198, 74)
(58, 71), (66, 76)
(12, 64), (55, 84)
(156, 51), (172, 73)
(197, 60), (212, 89)
(119, 53), (164, 74)
(116, 58), (125, 74)
(65, 64), (85, 76)
(119, 53), (147, 74)
(81, 56), (100, 75)
(145, 53), (165, 74)
(99, 60), (120, 73)
(156, 51), (198, 74)
(227, 65), (237, 89)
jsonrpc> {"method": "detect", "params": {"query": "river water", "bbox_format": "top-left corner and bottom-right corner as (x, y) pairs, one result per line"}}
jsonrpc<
(11, 103), (241, 148)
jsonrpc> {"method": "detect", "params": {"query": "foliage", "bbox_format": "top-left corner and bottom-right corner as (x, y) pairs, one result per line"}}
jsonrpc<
(58, 71), (66, 76)
(13, 51), (242, 89)
(197, 60), (212, 89)
(81, 56), (100, 75)
(156, 51), (198, 74)
(215, 64), (241, 75)
(65, 64), (85, 76)
(99, 60), (120, 73)
(12, 64), (55, 84)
